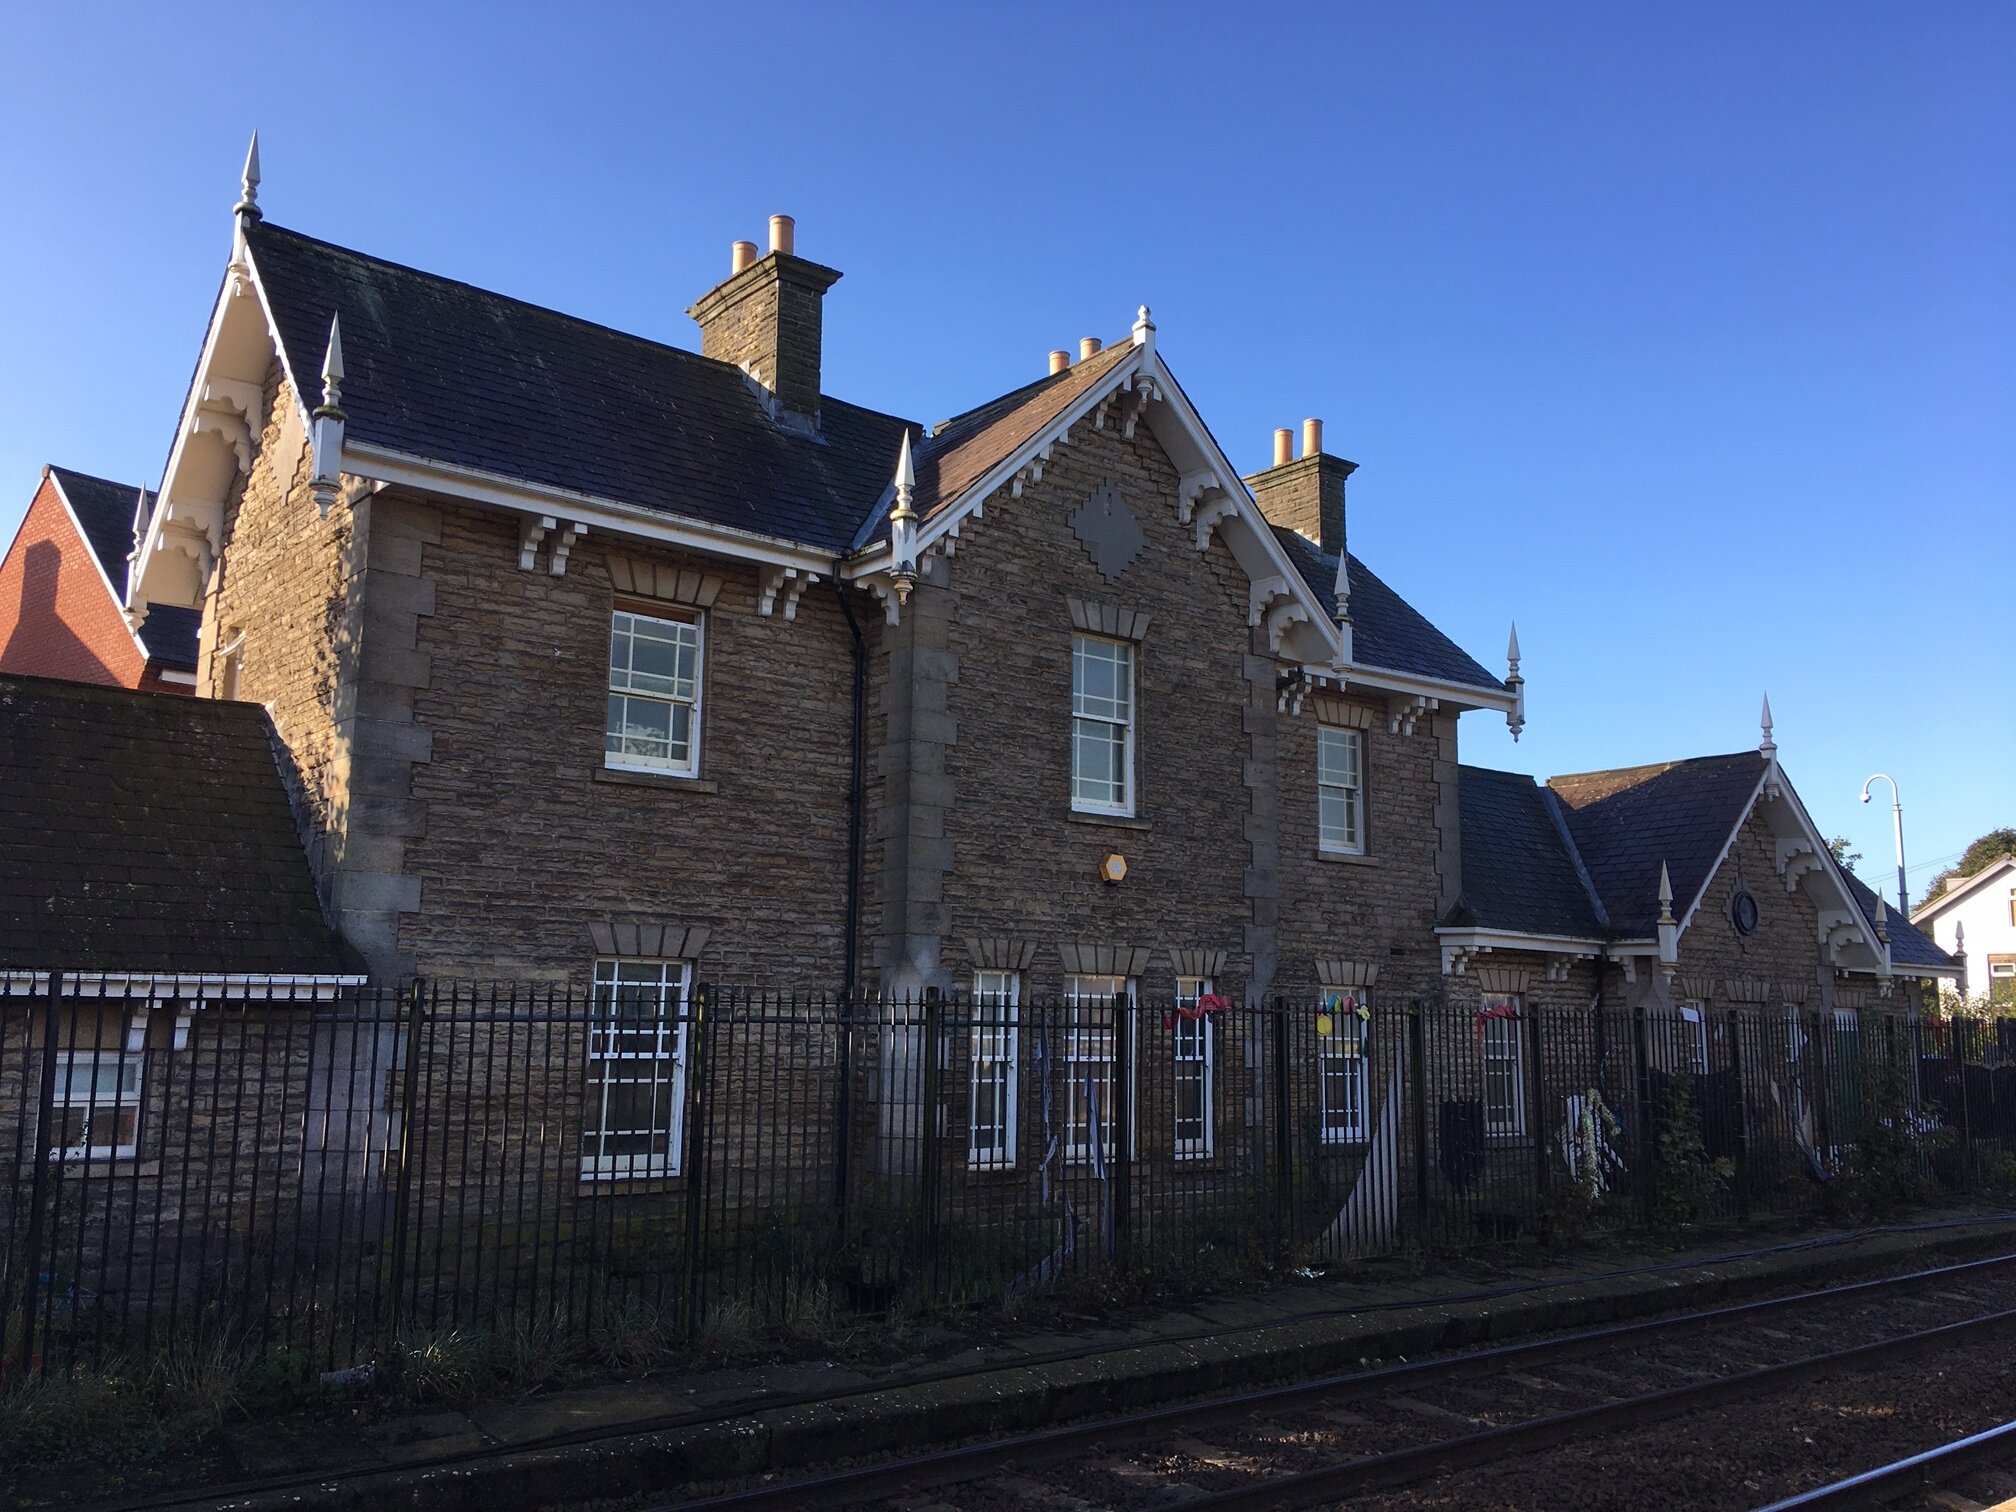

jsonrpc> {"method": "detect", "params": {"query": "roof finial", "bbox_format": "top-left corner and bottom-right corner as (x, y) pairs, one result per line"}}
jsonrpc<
(235, 131), (262, 223)
(320, 314), (345, 407)
(1131, 304), (1155, 359)
(1874, 891), (1890, 943)
(1760, 692), (1776, 757)
(310, 314), (347, 519)
(1656, 860), (1680, 981)
(886, 429), (919, 607)
(1505, 621), (1526, 742)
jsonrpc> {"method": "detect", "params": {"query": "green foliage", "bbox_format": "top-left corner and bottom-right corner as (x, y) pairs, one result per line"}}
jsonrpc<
(1840, 1045), (1944, 1217)
(0, 1335), (329, 1473)
(1920, 827), (2016, 908)
(1827, 836), (1862, 875)
(1649, 1075), (1732, 1235)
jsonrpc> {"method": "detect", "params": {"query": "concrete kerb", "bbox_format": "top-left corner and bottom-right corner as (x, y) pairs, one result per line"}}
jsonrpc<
(192, 1216), (2016, 1512)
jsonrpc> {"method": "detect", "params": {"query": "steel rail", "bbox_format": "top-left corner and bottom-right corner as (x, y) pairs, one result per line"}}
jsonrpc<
(1174, 1308), (2016, 1511)
(665, 1254), (2016, 1512)
(1754, 1418), (2016, 1511)
(82, 1221), (2016, 1512)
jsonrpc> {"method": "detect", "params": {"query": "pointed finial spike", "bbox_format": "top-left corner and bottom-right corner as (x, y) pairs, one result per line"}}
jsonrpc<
(1658, 861), (1673, 904)
(894, 428), (915, 491)
(321, 314), (344, 390)
(1760, 692), (1776, 755)
(1507, 622), (1521, 664)
(236, 131), (262, 221)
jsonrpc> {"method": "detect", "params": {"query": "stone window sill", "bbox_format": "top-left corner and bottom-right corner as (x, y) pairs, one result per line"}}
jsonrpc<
(1316, 849), (1379, 867)
(1069, 811), (1152, 832)
(596, 766), (719, 795)
(578, 1175), (685, 1194)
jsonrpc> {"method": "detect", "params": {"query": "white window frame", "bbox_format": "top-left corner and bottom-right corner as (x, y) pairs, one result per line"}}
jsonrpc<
(1062, 973), (1135, 1162)
(969, 970), (1020, 1170)
(1318, 995), (1372, 1144)
(1070, 635), (1135, 816)
(1676, 1002), (1710, 1076)
(1173, 976), (1216, 1160)
(1317, 726), (1365, 855)
(48, 1050), (143, 1160)
(583, 958), (691, 1179)
(605, 606), (705, 778)
(1482, 996), (1527, 1137)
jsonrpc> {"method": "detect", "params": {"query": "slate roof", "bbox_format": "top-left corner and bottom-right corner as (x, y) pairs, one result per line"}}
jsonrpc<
(44, 468), (199, 669)
(244, 219), (1500, 688)
(136, 605), (201, 671)
(0, 674), (351, 974)
(47, 467), (143, 595)
(1271, 528), (1505, 692)
(1446, 766), (1606, 936)
(905, 342), (1137, 528)
(246, 221), (915, 556)
(1547, 753), (1768, 939)
(1451, 751), (1767, 941)
(1844, 870), (1957, 972)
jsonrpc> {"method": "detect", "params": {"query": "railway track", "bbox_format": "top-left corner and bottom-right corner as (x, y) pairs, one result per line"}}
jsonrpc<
(664, 1252), (2016, 1511)
(1760, 1420), (2016, 1510)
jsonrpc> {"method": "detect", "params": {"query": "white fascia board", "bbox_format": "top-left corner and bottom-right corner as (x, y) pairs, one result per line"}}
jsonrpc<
(1432, 926), (1632, 954)
(1772, 765), (1889, 964)
(1869, 960), (1965, 981)
(895, 348), (1150, 566)
(1144, 354), (1346, 665)
(342, 442), (838, 574)
(245, 250), (310, 428)
(1673, 765), (1771, 938)
(130, 273), (239, 609)
(132, 252), (300, 613)
(1911, 856), (2016, 924)
(2, 970), (368, 999)
(1674, 760), (1886, 967)
(874, 345), (1348, 667)
(46, 473), (151, 661)
(1307, 660), (1517, 715)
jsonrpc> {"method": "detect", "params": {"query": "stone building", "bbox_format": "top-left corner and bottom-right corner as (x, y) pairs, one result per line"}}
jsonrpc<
(99, 146), (1957, 1205)
(0, 672), (359, 1161)
(122, 151), (1519, 1027)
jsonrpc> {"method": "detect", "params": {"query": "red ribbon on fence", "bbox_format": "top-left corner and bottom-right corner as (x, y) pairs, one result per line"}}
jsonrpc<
(1164, 992), (1228, 1029)
(1474, 1001), (1519, 1046)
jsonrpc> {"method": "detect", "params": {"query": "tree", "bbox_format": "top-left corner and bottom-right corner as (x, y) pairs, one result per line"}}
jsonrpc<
(1828, 836), (1861, 875)
(1920, 828), (2016, 910)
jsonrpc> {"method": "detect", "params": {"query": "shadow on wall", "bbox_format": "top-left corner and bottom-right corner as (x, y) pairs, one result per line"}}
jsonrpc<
(1, 540), (119, 685)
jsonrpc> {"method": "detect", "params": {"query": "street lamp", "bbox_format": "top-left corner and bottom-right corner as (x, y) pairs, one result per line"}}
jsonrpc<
(1860, 774), (1908, 918)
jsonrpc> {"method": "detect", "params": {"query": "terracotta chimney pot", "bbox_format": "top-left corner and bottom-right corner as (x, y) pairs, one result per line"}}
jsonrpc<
(769, 215), (795, 256)
(1080, 337), (1102, 361)
(731, 240), (757, 274)
(1303, 418), (1323, 458)
(1273, 428), (1294, 468)
(1049, 349), (1071, 376)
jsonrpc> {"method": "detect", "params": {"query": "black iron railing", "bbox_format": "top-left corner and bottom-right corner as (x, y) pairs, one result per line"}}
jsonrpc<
(2, 975), (2004, 1378)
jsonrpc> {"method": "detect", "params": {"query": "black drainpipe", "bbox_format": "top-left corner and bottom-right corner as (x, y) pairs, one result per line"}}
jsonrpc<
(832, 570), (867, 1001)
(831, 569), (868, 1221)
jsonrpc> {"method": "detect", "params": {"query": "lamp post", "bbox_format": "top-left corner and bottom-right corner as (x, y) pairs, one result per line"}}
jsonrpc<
(1860, 773), (1908, 917)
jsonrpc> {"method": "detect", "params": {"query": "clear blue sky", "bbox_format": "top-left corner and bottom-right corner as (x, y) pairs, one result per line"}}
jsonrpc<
(2, 3), (2009, 899)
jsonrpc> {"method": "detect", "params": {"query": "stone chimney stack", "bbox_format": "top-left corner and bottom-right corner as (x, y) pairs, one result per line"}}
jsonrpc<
(1246, 418), (1356, 558)
(688, 215), (842, 424)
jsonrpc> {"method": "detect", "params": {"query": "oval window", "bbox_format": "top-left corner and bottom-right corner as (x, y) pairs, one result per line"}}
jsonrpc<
(1731, 889), (1760, 936)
